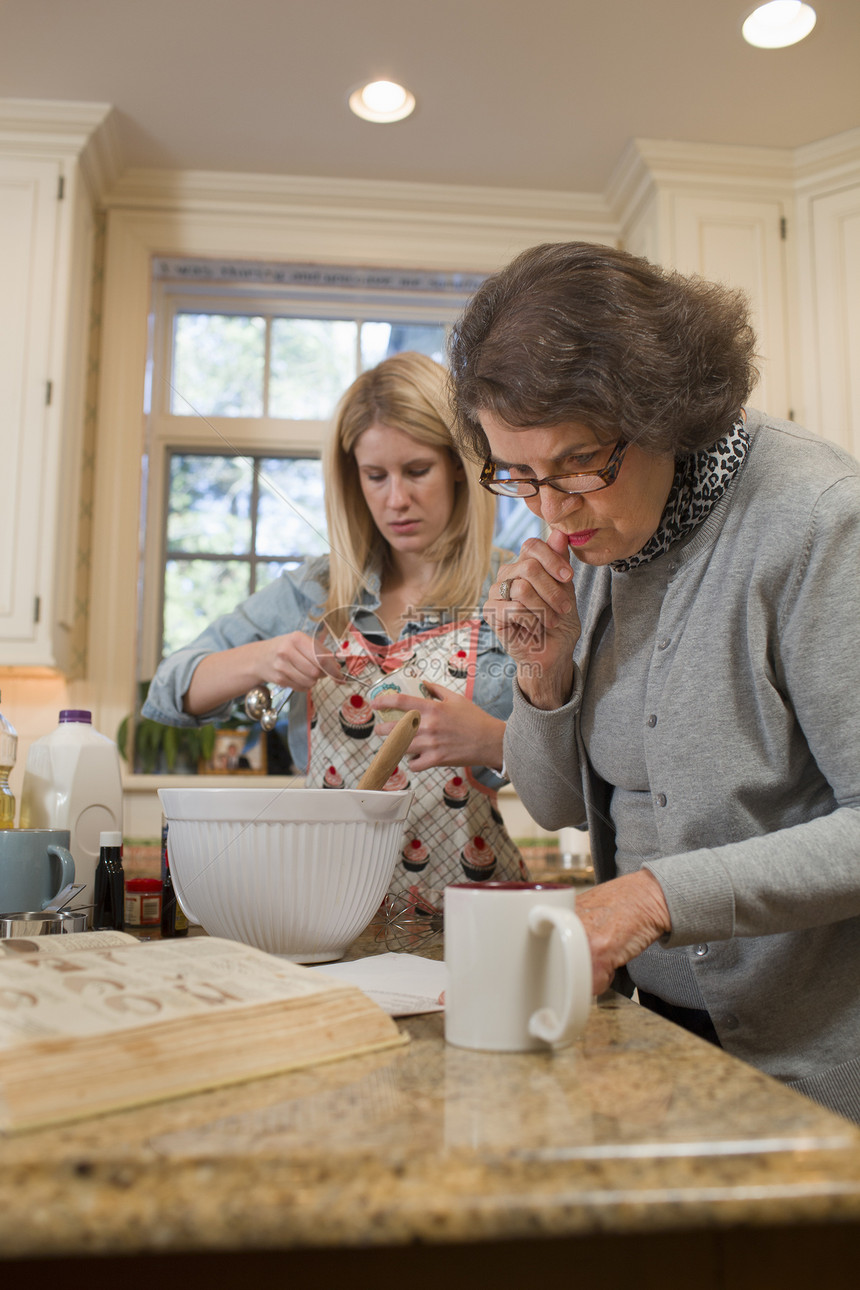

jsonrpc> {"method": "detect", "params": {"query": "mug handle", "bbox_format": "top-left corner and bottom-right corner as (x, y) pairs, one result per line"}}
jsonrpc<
(526, 904), (593, 1046)
(41, 845), (76, 909)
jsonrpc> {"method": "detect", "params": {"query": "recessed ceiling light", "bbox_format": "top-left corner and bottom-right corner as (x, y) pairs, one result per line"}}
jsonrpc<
(742, 2), (817, 49)
(348, 80), (416, 123)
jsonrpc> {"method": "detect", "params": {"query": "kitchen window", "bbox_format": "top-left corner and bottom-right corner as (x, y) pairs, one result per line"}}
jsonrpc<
(140, 258), (540, 689)
(160, 450), (328, 659)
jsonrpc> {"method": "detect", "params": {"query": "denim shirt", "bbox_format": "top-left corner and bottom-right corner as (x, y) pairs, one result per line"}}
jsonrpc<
(143, 552), (515, 786)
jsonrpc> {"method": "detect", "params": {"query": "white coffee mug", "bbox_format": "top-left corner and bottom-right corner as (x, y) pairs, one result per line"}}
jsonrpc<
(444, 881), (593, 1052)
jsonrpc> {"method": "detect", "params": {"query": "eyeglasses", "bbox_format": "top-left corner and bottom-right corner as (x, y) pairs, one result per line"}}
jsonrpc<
(480, 440), (628, 498)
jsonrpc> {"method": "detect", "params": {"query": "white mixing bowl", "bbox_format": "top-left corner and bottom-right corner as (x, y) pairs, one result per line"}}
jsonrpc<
(158, 786), (412, 962)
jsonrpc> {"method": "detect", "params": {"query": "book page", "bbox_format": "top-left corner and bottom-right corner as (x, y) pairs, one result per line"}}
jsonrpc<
(0, 938), (345, 1049)
(0, 930), (138, 957)
(311, 953), (446, 1016)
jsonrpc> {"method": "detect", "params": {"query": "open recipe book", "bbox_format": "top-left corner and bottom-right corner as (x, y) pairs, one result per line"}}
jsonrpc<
(0, 931), (407, 1134)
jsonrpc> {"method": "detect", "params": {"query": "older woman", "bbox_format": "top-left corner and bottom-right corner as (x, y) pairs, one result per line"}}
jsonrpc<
(449, 241), (860, 1122)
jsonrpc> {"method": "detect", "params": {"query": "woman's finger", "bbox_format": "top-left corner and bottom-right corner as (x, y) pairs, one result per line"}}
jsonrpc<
(513, 534), (574, 583)
(494, 557), (574, 620)
(369, 690), (437, 716)
(419, 680), (456, 700)
(266, 632), (327, 690)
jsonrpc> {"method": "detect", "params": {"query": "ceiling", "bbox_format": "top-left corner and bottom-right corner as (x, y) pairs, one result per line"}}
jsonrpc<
(1, 0), (858, 194)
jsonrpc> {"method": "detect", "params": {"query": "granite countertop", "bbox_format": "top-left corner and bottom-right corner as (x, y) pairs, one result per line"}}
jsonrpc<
(2, 927), (860, 1266)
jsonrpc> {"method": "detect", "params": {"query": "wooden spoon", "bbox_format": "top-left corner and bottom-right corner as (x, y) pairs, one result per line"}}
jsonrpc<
(355, 710), (421, 790)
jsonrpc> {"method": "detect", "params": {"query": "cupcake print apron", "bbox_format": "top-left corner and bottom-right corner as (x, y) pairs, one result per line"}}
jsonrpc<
(307, 616), (527, 908)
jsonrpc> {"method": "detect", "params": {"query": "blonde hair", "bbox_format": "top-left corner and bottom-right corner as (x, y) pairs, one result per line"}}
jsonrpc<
(323, 352), (495, 633)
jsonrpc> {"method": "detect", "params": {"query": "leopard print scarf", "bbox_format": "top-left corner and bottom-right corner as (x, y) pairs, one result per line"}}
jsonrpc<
(611, 414), (750, 574)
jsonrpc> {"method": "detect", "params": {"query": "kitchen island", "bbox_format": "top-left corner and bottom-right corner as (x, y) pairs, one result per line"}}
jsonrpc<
(3, 941), (860, 1289)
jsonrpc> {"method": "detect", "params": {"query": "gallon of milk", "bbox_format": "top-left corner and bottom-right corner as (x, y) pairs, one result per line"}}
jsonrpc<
(20, 710), (123, 923)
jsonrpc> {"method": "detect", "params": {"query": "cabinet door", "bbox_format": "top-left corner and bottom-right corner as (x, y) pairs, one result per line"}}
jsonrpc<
(0, 158), (62, 658)
(672, 194), (791, 420)
(808, 185), (860, 457)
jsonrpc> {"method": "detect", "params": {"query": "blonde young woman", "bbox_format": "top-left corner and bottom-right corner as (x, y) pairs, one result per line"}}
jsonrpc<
(144, 351), (526, 902)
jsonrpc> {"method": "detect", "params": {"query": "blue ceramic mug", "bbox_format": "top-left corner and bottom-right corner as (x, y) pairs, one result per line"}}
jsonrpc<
(0, 829), (76, 914)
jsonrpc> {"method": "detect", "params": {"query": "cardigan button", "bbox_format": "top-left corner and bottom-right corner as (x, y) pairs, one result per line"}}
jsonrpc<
(655, 792), (667, 807)
(657, 637), (671, 650)
(646, 714), (657, 727)
(693, 943), (709, 957)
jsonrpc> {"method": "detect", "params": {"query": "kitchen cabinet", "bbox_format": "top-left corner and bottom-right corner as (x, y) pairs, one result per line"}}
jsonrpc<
(796, 170), (860, 457)
(614, 131), (860, 451)
(0, 157), (63, 661)
(0, 105), (112, 672)
(670, 193), (791, 419)
(611, 142), (794, 420)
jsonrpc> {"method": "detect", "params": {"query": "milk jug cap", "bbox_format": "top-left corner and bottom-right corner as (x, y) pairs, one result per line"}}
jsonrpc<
(59, 709), (92, 724)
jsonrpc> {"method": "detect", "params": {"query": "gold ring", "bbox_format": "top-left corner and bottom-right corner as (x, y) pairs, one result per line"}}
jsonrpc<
(499, 579), (512, 601)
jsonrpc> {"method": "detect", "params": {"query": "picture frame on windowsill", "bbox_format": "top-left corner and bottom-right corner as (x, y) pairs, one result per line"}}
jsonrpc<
(200, 726), (268, 775)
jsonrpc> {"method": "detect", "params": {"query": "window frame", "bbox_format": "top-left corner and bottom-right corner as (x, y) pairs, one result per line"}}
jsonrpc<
(140, 274), (467, 683)
(157, 446), (328, 663)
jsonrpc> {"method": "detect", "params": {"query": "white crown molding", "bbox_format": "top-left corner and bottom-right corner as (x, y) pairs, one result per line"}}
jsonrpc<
(609, 131), (860, 227)
(605, 140), (658, 232)
(3, 98), (857, 227)
(106, 166), (617, 240)
(77, 111), (124, 207)
(0, 98), (123, 204)
(607, 137), (797, 224)
(793, 127), (860, 194)
(0, 97), (110, 145)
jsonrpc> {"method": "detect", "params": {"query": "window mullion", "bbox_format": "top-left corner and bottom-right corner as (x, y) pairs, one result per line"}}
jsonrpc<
(248, 456), (261, 596)
(155, 448), (173, 682)
(263, 318), (273, 416)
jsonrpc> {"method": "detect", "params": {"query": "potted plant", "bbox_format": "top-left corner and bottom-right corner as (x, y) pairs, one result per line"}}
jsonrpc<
(117, 683), (217, 774)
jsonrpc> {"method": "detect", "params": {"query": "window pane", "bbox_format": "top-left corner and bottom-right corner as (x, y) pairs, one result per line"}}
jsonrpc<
(167, 455), (252, 554)
(269, 318), (357, 418)
(171, 314), (265, 416)
(255, 559), (302, 592)
(162, 559), (250, 657)
(360, 321), (448, 369)
(256, 458), (328, 558)
(492, 496), (545, 554)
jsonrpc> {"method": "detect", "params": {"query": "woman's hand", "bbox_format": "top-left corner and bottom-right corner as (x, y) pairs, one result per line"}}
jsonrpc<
(183, 630), (326, 716)
(258, 630), (330, 692)
(485, 529), (581, 710)
(574, 871), (672, 996)
(371, 681), (505, 772)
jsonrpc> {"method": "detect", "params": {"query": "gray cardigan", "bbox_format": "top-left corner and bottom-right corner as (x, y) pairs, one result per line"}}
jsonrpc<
(504, 411), (860, 1121)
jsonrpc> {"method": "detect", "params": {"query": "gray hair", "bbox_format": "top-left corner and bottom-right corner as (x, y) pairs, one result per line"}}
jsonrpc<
(449, 241), (758, 458)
